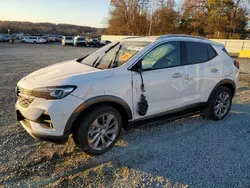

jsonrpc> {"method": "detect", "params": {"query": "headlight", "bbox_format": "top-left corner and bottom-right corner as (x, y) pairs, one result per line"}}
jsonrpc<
(33, 86), (77, 99)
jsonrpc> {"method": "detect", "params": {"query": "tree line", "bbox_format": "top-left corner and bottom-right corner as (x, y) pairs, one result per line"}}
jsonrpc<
(0, 21), (103, 36)
(106, 0), (250, 39)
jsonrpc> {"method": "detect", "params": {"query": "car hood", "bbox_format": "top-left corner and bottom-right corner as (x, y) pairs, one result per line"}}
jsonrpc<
(19, 59), (111, 89)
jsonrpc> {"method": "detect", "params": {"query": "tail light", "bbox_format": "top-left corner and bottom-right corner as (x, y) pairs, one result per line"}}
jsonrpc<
(234, 60), (240, 69)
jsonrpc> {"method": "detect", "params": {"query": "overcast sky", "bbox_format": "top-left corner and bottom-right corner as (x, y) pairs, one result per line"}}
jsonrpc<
(0, 0), (183, 28)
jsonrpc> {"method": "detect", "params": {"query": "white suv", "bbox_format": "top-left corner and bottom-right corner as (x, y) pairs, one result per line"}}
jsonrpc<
(15, 35), (239, 155)
(22, 36), (46, 43)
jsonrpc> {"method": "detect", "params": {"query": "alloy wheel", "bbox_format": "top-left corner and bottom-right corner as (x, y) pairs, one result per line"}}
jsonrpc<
(88, 113), (118, 150)
(214, 92), (230, 117)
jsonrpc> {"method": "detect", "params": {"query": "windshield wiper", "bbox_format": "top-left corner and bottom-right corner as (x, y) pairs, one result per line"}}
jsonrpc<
(108, 44), (122, 69)
(76, 54), (89, 63)
(92, 42), (120, 68)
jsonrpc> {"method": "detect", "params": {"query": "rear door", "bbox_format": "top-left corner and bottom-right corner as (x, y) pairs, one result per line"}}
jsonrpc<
(182, 41), (222, 105)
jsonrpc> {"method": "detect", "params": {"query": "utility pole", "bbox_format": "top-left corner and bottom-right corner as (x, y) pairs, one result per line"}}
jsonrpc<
(148, 0), (154, 36)
(149, 14), (152, 36)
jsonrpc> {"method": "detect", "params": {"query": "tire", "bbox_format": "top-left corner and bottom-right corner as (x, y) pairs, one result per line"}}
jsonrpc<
(201, 86), (232, 120)
(73, 105), (123, 155)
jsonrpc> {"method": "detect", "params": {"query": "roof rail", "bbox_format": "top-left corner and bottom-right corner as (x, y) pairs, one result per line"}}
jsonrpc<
(158, 34), (208, 41)
(123, 36), (140, 40)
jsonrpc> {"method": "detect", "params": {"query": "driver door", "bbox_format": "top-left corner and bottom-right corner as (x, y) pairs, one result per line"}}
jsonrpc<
(132, 41), (187, 120)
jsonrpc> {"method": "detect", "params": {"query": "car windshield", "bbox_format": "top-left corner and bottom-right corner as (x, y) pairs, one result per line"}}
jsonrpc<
(80, 41), (149, 69)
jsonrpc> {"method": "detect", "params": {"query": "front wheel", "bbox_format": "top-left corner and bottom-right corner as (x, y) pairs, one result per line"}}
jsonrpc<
(73, 105), (122, 155)
(201, 86), (232, 120)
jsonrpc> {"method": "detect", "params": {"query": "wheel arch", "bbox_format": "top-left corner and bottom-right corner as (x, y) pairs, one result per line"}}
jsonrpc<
(64, 95), (133, 135)
(208, 79), (236, 102)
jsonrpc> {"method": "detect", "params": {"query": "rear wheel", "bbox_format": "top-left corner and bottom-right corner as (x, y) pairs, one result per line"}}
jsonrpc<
(73, 105), (122, 155)
(201, 87), (232, 120)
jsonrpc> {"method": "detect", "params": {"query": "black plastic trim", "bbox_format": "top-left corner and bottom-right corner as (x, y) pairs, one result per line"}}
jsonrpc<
(208, 79), (236, 99)
(131, 102), (206, 124)
(63, 95), (133, 135)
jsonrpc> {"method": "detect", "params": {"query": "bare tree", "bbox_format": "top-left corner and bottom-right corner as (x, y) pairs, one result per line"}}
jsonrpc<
(106, 0), (250, 38)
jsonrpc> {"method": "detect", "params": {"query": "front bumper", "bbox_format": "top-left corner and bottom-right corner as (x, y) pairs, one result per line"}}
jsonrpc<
(15, 93), (84, 142)
(19, 117), (68, 144)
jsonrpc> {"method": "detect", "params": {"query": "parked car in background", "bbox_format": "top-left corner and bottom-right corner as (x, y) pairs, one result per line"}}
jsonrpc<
(87, 38), (100, 47)
(100, 40), (112, 46)
(0, 35), (11, 43)
(15, 33), (24, 40)
(62, 36), (74, 46)
(21, 36), (46, 43)
(55, 36), (62, 42)
(15, 35), (239, 155)
(48, 36), (56, 42)
(40, 36), (50, 43)
(73, 36), (86, 47)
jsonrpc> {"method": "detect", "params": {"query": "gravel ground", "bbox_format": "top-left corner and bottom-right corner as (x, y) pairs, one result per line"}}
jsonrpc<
(0, 43), (250, 187)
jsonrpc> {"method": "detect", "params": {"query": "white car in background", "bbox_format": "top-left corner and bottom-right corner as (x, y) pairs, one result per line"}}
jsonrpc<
(15, 35), (239, 155)
(62, 36), (74, 46)
(48, 36), (56, 42)
(21, 36), (46, 44)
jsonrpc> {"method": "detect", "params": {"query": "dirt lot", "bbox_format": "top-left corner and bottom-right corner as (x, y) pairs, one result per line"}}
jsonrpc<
(0, 43), (250, 187)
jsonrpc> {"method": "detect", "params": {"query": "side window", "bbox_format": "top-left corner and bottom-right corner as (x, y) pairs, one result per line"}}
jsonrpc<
(207, 44), (217, 60)
(184, 42), (208, 64)
(222, 47), (229, 55)
(141, 42), (180, 70)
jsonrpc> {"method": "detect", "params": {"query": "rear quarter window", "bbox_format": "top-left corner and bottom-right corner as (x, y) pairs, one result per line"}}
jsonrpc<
(207, 45), (217, 60)
(222, 47), (229, 55)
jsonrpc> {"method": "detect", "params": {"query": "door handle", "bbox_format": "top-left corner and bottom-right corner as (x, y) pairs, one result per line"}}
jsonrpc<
(184, 74), (190, 80)
(172, 72), (183, 78)
(211, 68), (219, 73)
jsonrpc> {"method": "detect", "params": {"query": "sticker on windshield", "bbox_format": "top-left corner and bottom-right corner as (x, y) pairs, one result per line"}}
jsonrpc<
(119, 52), (133, 62)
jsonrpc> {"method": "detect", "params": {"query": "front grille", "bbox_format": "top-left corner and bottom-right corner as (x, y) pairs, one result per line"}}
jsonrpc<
(17, 87), (34, 108)
(18, 95), (34, 108)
